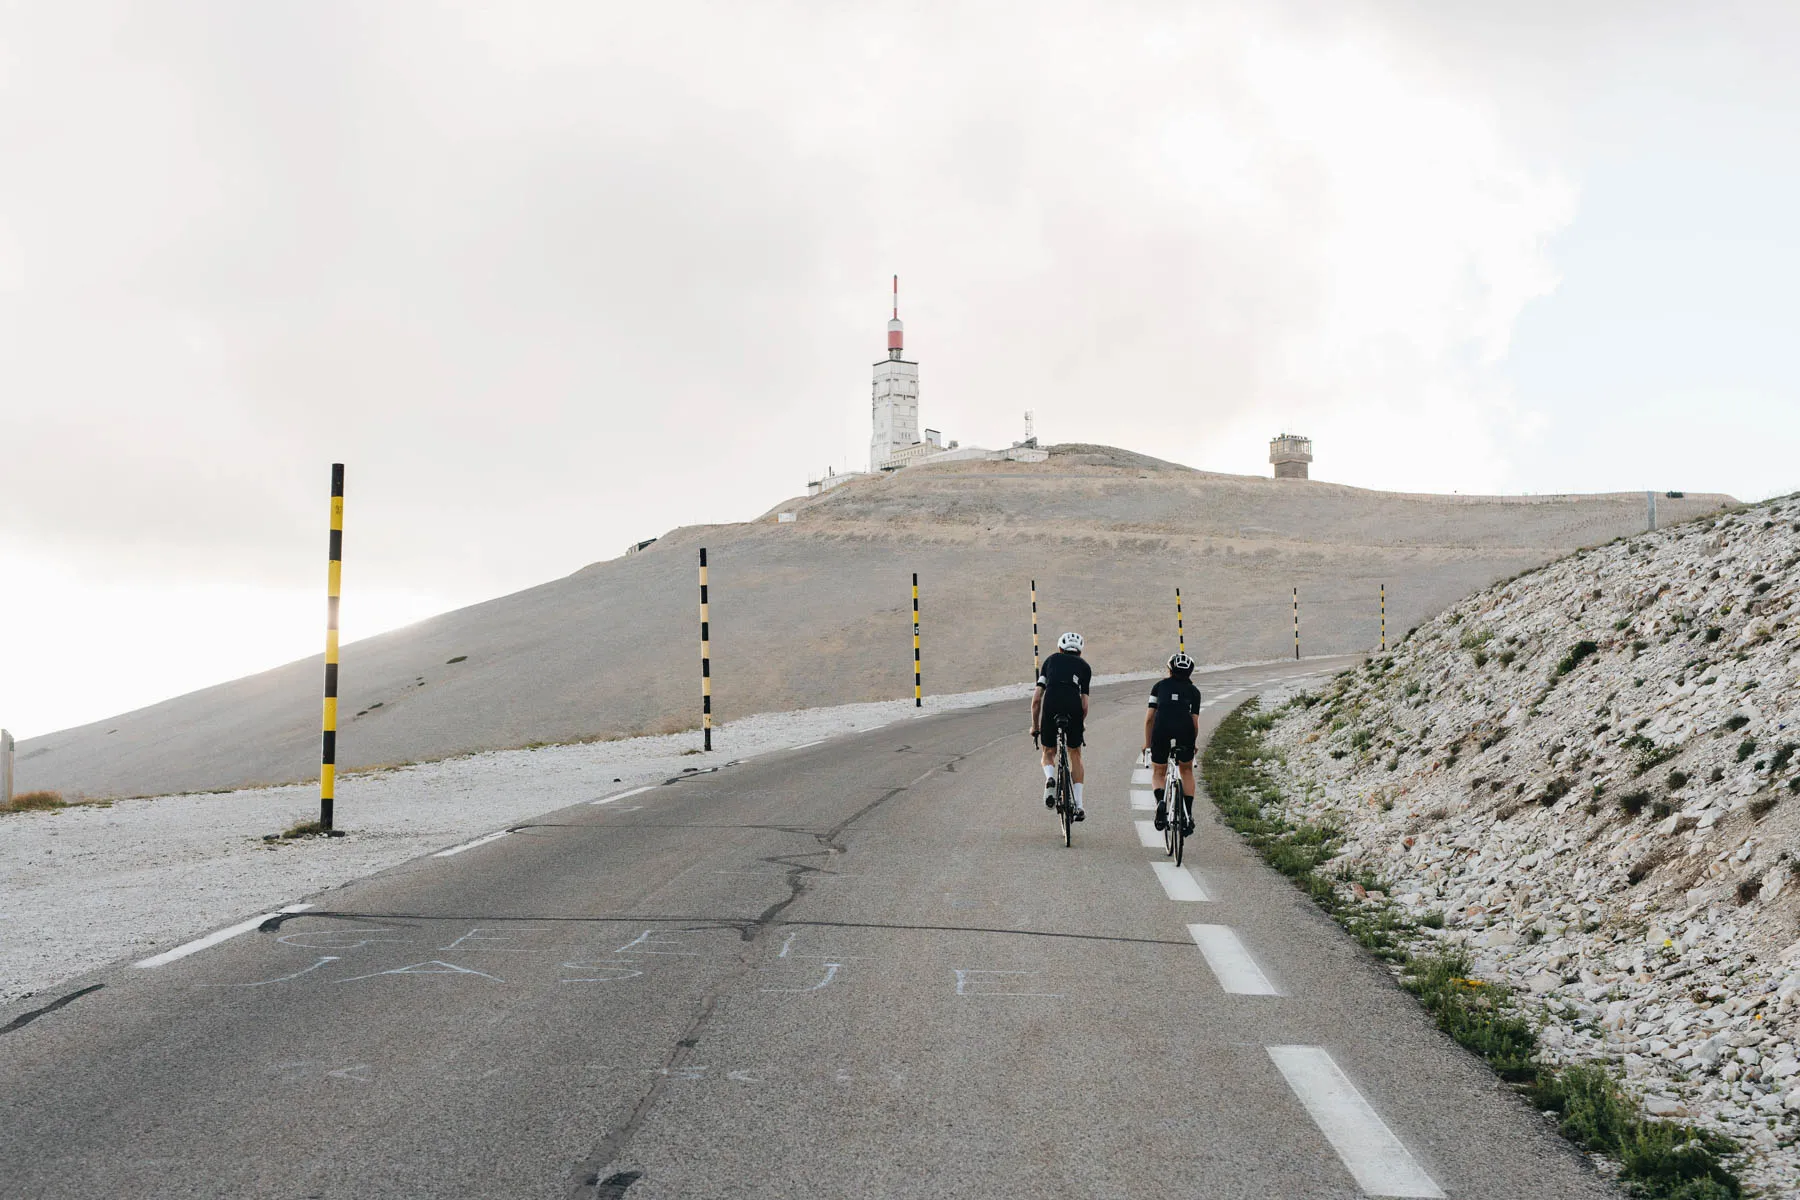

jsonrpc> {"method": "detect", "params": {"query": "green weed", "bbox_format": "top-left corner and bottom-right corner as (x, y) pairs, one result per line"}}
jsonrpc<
(1556, 640), (1600, 677)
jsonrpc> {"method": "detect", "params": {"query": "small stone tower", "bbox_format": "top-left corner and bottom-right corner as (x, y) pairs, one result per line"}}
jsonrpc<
(1270, 433), (1313, 479)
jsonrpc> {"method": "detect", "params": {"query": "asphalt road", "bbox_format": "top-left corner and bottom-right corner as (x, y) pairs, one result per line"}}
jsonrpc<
(0, 659), (1619, 1199)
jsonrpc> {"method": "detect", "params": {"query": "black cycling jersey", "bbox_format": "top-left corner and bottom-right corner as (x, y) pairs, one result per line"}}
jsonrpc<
(1037, 651), (1090, 748)
(1147, 676), (1202, 737)
(1037, 651), (1092, 699)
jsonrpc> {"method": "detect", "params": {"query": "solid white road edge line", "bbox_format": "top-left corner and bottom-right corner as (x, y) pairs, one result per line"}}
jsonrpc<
(1265, 1045), (1445, 1199)
(434, 829), (512, 857)
(134, 904), (316, 969)
(1130, 789), (1156, 810)
(591, 784), (657, 806)
(1187, 923), (1279, 995)
(1152, 862), (1209, 901)
(1135, 820), (1163, 848)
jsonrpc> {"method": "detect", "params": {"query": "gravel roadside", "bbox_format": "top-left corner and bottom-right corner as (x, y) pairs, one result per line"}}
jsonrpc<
(1256, 494), (1800, 1195)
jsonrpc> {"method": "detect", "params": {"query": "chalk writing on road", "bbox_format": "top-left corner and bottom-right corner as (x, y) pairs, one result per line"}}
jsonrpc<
(615, 930), (703, 956)
(439, 927), (534, 953)
(761, 962), (840, 992)
(588, 1065), (910, 1088)
(559, 962), (644, 984)
(267, 1060), (376, 1084)
(213, 921), (1067, 1002)
(277, 929), (403, 950)
(224, 956), (339, 987)
(953, 969), (1063, 998)
(334, 960), (506, 984)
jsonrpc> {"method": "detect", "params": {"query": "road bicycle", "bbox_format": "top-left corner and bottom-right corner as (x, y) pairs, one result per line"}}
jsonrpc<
(1162, 736), (1191, 866)
(1052, 715), (1075, 847)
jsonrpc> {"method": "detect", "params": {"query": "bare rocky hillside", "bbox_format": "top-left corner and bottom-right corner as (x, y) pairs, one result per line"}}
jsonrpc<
(1260, 492), (1800, 1192)
(18, 445), (1729, 799)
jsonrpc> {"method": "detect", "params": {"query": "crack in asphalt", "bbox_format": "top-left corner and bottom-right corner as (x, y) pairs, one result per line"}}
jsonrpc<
(563, 740), (996, 1196)
(0, 984), (104, 1037)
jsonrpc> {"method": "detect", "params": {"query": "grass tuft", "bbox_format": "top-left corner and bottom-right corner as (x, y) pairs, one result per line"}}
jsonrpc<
(2, 789), (67, 813)
(1402, 952), (1538, 1082)
(271, 819), (329, 840)
(1555, 639), (1600, 677)
(1530, 1066), (1740, 1199)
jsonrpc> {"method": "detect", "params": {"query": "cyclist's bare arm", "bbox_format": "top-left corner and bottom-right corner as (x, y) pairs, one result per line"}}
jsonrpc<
(1029, 684), (1043, 734)
(1142, 709), (1155, 751)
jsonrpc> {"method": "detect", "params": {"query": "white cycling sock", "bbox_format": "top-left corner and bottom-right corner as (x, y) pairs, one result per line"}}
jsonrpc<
(1072, 782), (1084, 809)
(1042, 763), (1055, 782)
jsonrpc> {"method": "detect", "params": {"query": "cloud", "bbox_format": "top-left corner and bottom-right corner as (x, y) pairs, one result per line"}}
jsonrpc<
(1, 2), (1576, 579)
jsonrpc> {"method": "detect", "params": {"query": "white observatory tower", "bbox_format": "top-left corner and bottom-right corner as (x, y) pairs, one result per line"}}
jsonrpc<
(869, 275), (921, 471)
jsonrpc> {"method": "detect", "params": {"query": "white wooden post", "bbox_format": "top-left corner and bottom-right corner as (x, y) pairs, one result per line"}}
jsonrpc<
(1, 729), (14, 808)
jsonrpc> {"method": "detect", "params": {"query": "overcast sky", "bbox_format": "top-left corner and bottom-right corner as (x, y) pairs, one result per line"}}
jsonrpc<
(4, 1), (1797, 738)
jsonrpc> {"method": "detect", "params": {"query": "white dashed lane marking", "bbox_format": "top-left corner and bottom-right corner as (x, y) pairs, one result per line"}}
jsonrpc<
(1129, 789), (1155, 810)
(591, 785), (657, 805)
(1135, 820), (1163, 848)
(1130, 768), (1153, 786)
(1266, 1045), (1445, 1198)
(1152, 862), (1209, 901)
(433, 829), (511, 857)
(1187, 924), (1279, 995)
(134, 905), (315, 969)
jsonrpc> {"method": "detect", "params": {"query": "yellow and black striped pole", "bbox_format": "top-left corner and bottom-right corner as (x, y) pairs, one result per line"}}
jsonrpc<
(1380, 583), (1387, 652)
(912, 572), (922, 707)
(1293, 586), (1300, 661)
(1176, 587), (1185, 655)
(700, 548), (712, 751)
(1030, 579), (1039, 678)
(321, 463), (343, 830)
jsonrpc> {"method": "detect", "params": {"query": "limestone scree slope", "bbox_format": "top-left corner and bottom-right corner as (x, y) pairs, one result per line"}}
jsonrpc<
(18, 444), (1728, 799)
(1261, 492), (1800, 1190)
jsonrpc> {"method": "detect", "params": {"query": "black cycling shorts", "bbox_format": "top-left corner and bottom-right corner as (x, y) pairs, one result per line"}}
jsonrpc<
(1150, 737), (1195, 765)
(1039, 707), (1085, 749)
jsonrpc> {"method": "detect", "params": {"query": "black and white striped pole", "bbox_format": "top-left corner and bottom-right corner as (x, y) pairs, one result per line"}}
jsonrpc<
(320, 463), (343, 831)
(912, 572), (922, 707)
(1176, 587), (1185, 655)
(700, 548), (713, 751)
(1293, 587), (1300, 661)
(1030, 579), (1039, 678)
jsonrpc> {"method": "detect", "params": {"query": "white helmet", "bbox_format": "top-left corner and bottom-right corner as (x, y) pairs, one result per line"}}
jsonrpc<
(1057, 631), (1083, 653)
(1168, 652), (1194, 671)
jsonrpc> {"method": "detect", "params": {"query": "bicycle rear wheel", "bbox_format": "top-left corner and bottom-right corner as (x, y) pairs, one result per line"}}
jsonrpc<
(1172, 778), (1187, 866)
(1057, 739), (1073, 847)
(1163, 778), (1177, 856)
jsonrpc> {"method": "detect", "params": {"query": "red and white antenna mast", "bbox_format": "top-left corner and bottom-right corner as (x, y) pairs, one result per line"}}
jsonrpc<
(887, 274), (904, 359)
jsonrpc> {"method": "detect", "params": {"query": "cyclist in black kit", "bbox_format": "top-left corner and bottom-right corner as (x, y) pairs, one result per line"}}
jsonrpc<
(1143, 652), (1201, 834)
(1031, 632), (1092, 819)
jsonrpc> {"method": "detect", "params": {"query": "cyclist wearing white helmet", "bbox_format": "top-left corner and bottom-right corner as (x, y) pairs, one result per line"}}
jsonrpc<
(1031, 631), (1092, 818)
(1144, 651), (1202, 834)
